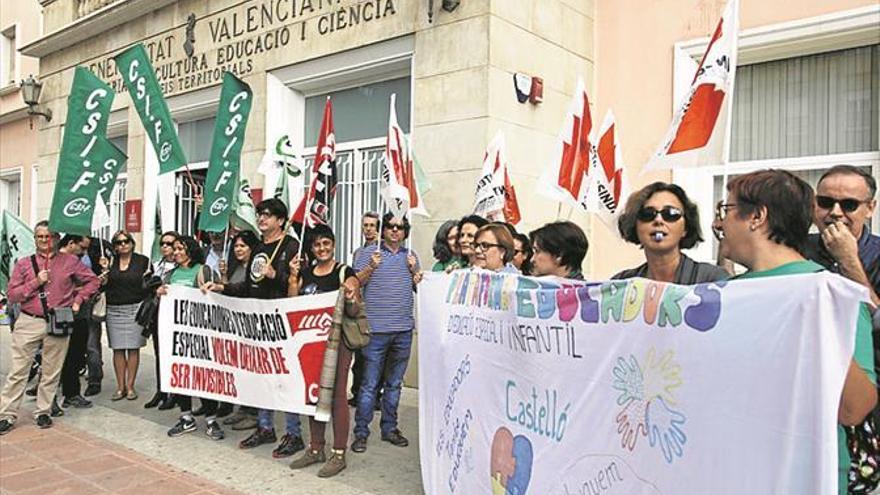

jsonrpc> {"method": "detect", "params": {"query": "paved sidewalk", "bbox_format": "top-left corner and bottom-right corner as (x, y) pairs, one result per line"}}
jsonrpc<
(0, 327), (424, 494)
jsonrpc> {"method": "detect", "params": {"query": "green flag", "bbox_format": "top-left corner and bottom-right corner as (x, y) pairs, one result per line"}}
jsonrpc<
(48, 67), (123, 235)
(0, 211), (35, 294)
(115, 44), (187, 175)
(230, 178), (260, 233)
(199, 73), (253, 232)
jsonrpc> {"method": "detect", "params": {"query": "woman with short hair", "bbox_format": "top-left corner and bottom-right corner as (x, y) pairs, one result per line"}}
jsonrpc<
(613, 182), (728, 284)
(144, 231), (179, 410)
(512, 233), (533, 275)
(457, 215), (489, 268)
(473, 223), (519, 273)
(528, 221), (588, 279)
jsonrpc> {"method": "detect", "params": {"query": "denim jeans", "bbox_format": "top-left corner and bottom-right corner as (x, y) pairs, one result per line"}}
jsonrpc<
(257, 409), (301, 437)
(353, 330), (413, 439)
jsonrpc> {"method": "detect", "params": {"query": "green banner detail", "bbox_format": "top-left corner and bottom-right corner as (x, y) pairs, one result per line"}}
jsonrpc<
(0, 210), (35, 295)
(115, 43), (187, 175)
(199, 72), (253, 232)
(230, 178), (260, 234)
(48, 67), (123, 236)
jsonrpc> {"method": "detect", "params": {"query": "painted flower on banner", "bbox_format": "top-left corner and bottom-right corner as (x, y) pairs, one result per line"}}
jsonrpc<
(611, 348), (687, 464)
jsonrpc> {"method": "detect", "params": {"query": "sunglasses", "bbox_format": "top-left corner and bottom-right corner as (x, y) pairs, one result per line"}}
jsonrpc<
(474, 242), (502, 251)
(385, 224), (405, 231)
(160, 241), (175, 247)
(113, 239), (131, 246)
(637, 206), (683, 223)
(815, 195), (870, 213)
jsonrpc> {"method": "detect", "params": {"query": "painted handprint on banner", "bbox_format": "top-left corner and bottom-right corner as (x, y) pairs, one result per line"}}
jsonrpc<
(611, 348), (687, 463)
(647, 397), (687, 463)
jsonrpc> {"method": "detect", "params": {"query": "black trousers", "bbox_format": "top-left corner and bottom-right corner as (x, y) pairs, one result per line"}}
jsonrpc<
(177, 395), (217, 415)
(61, 318), (90, 398)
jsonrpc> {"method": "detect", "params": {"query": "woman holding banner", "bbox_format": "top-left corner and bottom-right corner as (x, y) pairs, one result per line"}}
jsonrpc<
(287, 224), (360, 478)
(157, 236), (225, 441)
(431, 220), (464, 272)
(456, 215), (488, 269)
(100, 230), (151, 402)
(614, 182), (728, 284)
(473, 224), (519, 274)
(528, 221), (588, 279)
(712, 169), (876, 494)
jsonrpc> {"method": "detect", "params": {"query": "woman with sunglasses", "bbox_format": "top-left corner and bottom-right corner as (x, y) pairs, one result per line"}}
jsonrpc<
(613, 182), (728, 284)
(473, 224), (519, 273)
(100, 231), (152, 401)
(144, 231), (179, 410)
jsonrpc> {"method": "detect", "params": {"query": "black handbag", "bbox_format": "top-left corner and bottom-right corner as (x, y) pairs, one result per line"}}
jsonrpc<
(847, 412), (880, 494)
(30, 255), (74, 337)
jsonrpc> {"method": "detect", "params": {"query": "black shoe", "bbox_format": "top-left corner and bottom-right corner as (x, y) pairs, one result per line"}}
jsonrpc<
(62, 395), (93, 409)
(144, 392), (164, 409)
(272, 434), (305, 458)
(157, 396), (177, 411)
(351, 436), (367, 453)
(191, 405), (208, 416)
(381, 429), (409, 447)
(375, 393), (382, 411)
(215, 403), (233, 418)
(50, 399), (64, 417)
(167, 417), (197, 437)
(239, 427), (277, 449)
(83, 384), (101, 397)
(35, 414), (52, 429)
(205, 420), (225, 441)
(25, 385), (37, 397)
(347, 397), (357, 407)
(0, 419), (12, 435)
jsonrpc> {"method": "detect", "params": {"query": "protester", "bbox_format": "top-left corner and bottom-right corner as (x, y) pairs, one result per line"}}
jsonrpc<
(431, 220), (463, 272)
(456, 215), (488, 268)
(144, 231), (179, 410)
(55, 235), (95, 410)
(99, 231), (152, 401)
(613, 182), (729, 283)
(217, 230), (260, 430)
(528, 221), (588, 279)
(203, 231), (225, 274)
(0, 221), (100, 434)
(287, 224), (359, 477)
(203, 198), (302, 456)
(350, 212), (380, 407)
(351, 213), (421, 453)
(712, 169), (876, 494)
(804, 165), (879, 305)
(160, 236), (224, 440)
(84, 237), (112, 397)
(512, 233), (533, 275)
(473, 224), (519, 273)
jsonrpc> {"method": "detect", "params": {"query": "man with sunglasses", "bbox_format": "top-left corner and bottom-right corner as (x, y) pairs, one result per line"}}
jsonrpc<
(350, 212), (421, 453)
(805, 165), (879, 307)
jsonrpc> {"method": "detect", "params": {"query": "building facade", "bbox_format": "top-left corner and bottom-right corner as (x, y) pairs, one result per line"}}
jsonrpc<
(0, 0), (42, 225)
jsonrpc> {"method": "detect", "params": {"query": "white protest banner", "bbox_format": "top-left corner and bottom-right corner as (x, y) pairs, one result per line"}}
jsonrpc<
(158, 286), (336, 415)
(418, 271), (865, 494)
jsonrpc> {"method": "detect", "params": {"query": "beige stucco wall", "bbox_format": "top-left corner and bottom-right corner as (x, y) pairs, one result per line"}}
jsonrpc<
(590, 0), (880, 279)
(0, 0), (42, 224)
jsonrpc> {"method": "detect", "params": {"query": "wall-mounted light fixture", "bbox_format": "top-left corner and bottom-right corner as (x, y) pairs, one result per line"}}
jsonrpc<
(21, 75), (52, 122)
(428, 0), (461, 23)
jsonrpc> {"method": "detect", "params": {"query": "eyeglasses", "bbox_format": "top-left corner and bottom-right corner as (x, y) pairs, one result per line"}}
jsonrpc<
(715, 201), (738, 221)
(257, 211), (275, 218)
(815, 195), (870, 213)
(474, 242), (502, 251)
(113, 239), (131, 246)
(160, 241), (175, 247)
(385, 224), (404, 231)
(637, 206), (683, 223)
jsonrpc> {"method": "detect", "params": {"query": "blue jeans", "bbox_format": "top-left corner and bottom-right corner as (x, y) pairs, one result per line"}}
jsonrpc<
(353, 331), (413, 439)
(257, 409), (301, 437)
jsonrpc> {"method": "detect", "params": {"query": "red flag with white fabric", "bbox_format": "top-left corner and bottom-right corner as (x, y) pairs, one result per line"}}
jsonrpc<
(538, 77), (595, 209)
(587, 111), (630, 232)
(291, 98), (337, 227)
(473, 131), (521, 225)
(644, 0), (739, 171)
(382, 94), (428, 219)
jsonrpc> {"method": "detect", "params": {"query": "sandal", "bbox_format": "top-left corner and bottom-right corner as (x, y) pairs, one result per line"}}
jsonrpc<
(126, 390), (138, 400)
(111, 390), (125, 401)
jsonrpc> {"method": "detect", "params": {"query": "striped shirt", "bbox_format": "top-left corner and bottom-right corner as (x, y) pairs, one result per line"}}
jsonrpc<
(354, 242), (419, 334)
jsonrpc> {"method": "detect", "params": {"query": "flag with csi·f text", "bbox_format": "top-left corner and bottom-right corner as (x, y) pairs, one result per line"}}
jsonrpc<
(292, 98), (337, 227)
(381, 93), (428, 220)
(644, 0), (739, 170)
(538, 77), (594, 210)
(0, 211), (35, 294)
(587, 111), (630, 231)
(473, 131), (521, 225)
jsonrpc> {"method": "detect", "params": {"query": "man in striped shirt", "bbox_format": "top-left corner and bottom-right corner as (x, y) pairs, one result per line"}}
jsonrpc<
(351, 213), (420, 453)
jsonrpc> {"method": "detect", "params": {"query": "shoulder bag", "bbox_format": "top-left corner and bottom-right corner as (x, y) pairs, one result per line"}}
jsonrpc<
(30, 255), (75, 337)
(337, 264), (371, 350)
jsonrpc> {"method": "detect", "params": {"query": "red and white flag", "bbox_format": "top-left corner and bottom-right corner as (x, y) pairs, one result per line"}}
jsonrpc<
(538, 77), (594, 208)
(645, 0), (739, 170)
(473, 131), (521, 224)
(381, 94), (428, 220)
(292, 98), (337, 227)
(587, 111), (630, 231)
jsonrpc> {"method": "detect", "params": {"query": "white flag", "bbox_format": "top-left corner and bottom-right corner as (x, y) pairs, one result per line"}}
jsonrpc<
(381, 94), (417, 220)
(645, 0), (739, 170)
(538, 77), (595, 209)
(91, 193), (112, 231)
(473, 131), (520, 224)
(587, 111), (630, 232)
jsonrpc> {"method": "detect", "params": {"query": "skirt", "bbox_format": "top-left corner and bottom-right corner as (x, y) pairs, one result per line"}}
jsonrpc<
(106, 303), (146, 350)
